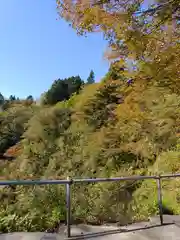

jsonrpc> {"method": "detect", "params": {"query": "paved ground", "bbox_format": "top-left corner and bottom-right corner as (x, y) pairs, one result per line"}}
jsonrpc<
(1, 215), (180, 240)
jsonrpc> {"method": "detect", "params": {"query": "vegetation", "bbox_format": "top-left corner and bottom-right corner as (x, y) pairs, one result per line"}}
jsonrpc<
(87, 70), (95, 84)
(0, 0), (180, 232)
(42, 76), (84, 105)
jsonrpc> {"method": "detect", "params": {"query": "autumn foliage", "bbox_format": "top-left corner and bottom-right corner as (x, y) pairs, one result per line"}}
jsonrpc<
(4, 144), (22, 158)
(0, 0), (180, 232)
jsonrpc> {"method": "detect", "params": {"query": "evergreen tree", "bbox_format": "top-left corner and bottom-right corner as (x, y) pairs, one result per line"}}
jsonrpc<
(0, 93), (4, 105)
(9, 95), (16, 101)
(87, 70), (95, 84)
(26, 95), (34, 102)
(44, 76), (84, 105)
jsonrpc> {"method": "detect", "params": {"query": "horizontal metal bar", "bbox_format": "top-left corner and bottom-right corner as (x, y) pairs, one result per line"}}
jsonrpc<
(1, 173), (180, 186)
(73, 175), (157, 183)
(0, 179), (71, 186)
(73, 173), (180, 183)
(160, 173), (180, 179)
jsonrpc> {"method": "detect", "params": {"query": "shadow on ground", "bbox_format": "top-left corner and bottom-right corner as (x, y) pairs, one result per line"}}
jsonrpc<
(67, 223), (172, 240)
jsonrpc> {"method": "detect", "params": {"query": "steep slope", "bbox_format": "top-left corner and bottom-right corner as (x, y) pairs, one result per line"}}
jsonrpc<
(0, 78), (179, 232)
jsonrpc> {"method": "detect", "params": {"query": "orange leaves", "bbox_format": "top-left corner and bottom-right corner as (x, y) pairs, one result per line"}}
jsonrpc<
(4, 144), (22, 158)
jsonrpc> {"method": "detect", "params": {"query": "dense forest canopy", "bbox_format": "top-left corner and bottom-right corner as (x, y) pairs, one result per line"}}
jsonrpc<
(0, 0), (179, 233)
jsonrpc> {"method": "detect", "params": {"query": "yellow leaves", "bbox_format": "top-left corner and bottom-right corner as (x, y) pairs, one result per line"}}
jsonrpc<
(57, 0), (180, 86)
(116, 99), (144, 123)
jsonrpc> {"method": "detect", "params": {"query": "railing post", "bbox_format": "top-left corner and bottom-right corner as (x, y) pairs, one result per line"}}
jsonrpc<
(66, 177), (72, 238)
(156, 176), (163, 225)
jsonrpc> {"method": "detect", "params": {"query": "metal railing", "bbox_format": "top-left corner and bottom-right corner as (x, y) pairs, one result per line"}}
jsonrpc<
(1, 173), (180, 238)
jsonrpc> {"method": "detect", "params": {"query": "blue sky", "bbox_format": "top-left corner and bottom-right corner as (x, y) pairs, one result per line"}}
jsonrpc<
(0, 1), (109, 99)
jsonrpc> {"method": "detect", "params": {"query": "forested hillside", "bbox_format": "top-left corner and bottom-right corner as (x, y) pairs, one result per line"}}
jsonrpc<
(0, 0), (180, 233)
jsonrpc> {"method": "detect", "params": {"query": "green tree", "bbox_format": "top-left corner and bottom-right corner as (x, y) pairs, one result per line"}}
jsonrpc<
(64, 75), (84, 95)
(9, 95), (16, 101)
(26, 95), (34, 101)
(45, 79), (69, 105)
(25, 95), (34, 105)
(87, 70), (95, 84)
(0, 105), (36, 156)
(0, 93), (4, 105)
(44, 76), (84, 105)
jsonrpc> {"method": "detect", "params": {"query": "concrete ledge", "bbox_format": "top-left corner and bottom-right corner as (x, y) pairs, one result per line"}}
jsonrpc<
(2, 216), (180, 240)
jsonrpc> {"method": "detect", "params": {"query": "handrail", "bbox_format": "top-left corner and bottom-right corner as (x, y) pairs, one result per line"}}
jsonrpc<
(1, 173), (180, 238)
(1, 173), (180, 186)
(0, 179), (70, 186)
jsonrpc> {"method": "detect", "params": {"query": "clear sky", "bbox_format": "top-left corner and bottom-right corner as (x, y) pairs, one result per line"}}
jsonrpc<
(0, 0), (109, 99)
